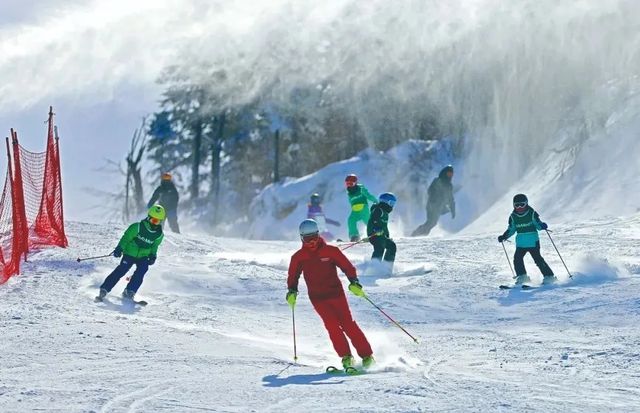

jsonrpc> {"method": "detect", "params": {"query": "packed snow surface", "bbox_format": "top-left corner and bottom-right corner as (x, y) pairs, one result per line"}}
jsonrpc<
(1, 217), (639, 412)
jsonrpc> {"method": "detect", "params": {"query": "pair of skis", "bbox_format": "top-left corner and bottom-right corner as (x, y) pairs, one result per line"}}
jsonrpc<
(499, 284), (539, 290)
(94, 295), (148, 306)
(325, 365), (365, 375)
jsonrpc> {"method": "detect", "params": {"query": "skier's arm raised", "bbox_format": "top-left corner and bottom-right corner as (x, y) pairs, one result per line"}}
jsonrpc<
(326, 217), (341, 226)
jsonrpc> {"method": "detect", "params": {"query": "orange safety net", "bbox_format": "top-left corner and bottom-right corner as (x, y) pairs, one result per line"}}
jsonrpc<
(0, 107), (68, 283)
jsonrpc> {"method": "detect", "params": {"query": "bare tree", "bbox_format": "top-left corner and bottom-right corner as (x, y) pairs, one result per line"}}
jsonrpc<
(125, 118), (148, 220)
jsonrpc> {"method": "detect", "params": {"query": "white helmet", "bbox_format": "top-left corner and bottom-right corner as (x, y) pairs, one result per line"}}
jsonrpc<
(299, 219), (319, 237)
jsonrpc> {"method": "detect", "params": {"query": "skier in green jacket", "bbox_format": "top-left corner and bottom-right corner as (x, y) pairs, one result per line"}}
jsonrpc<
(95, 205), (166, 302)
(498, 194), (556, 285)
(345, 174), (378, 241)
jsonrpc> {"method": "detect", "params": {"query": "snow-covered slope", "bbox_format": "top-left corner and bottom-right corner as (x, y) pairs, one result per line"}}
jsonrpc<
(1, 219), (639, 412)
(248, 140), (458, 240)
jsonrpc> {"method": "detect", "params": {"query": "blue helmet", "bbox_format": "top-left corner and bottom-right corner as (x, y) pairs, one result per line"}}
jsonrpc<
(299, 219), (319, 237)
(378, 192), (397, 207)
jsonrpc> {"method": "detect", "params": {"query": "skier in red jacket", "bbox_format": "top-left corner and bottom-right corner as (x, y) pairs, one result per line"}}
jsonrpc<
(287, 219), (375, 370)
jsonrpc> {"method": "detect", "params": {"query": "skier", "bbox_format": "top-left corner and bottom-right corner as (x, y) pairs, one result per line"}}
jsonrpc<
(367, 193), (397, 272)
(287, 219), (375, 370)
(148, 172), (180, 233)
(411, 165), (455, 236)
(307, 193), (341, 241)
(498, 194), (556, 285)
(95, 205), (166, 302)
(345, 174), (378, 241)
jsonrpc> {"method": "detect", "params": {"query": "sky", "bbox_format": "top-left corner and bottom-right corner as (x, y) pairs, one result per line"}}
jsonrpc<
(0, 1), (169, 221)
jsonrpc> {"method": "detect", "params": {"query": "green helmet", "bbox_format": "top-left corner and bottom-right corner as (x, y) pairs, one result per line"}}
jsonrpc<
(148, 205), (166, 221)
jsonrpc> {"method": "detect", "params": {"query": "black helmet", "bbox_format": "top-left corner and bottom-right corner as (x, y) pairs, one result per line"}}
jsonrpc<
(513, 194), (529, 211)
(513, 194), (528, 204)
(439, 165), (454, 179)
(310, 193), (321, 205)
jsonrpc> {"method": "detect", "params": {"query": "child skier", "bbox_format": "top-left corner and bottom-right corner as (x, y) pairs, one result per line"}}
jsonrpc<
(307, 193), (341, 241)
(345, 174), (378, 241)
(498, 194), (556, 285)
(367, 193), (397, 271)
(287, 219), (375, 370)
(95, 205), (166, 302)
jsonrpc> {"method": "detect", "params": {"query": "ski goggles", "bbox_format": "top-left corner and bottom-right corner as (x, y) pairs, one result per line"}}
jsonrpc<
(513, 202), (527, 209)
(301, 233), (319, 243)
(149, 217), (163, 225)
(301, 233), (320, 249)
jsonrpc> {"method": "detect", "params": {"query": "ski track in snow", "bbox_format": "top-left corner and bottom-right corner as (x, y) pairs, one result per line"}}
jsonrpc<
(1, 220), (640, 412)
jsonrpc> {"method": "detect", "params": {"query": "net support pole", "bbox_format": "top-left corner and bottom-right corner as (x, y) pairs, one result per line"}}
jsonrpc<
(10, 130), (29, 261)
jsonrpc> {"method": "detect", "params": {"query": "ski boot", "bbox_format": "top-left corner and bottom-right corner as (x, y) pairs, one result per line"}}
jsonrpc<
(349, 235), (360, 242)
(122, 289), (136, 301)
(341, 355), (355, 369)
(514, 274), (531, 285)
(542, 275), (557, 285)
(362, 355), (375, 370)
(94, 288), (108, 302)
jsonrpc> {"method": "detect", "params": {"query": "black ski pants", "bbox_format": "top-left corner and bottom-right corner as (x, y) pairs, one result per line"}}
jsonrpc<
(514, 243), (554, 276)
(370, 236), (396, 262)
(100, 255), (149, 294)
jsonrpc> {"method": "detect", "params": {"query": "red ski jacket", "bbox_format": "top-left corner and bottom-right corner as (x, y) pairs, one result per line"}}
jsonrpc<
(287, 238), (358, 301)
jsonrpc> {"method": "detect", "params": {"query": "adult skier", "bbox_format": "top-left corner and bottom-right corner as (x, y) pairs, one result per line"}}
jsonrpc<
(307, 193), (341, 241)
(148, 172), (180, 233)
(345, 174), (378, 241)
(287, 219), (375, 370)
(498, 194), (556, 285)
(411, 165), (455, 236)
(367, 193), (397, 270)
(95, 205), (166, 302)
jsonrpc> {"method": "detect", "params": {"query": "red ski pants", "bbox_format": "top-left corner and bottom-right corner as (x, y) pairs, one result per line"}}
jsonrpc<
(311, 295), (373, 358)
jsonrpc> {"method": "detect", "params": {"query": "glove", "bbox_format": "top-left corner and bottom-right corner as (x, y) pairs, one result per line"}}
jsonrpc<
(112, 246), (123, 258)
(497, 235), (505, 243)
(539, 222), (548, 230)
(148, 255), (157, 266)
(286, 289), (297, 308)
(348, 279), (365, 297)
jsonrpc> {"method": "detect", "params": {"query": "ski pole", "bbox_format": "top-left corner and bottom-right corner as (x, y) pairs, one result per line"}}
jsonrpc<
(76, 253), (113, 263)
(292, 306), (298, 363)
(340, 234), (377, 251)
(500, 241), (516, 278)
(362, 295), (419, 343)
(545, 229), (573, 278)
